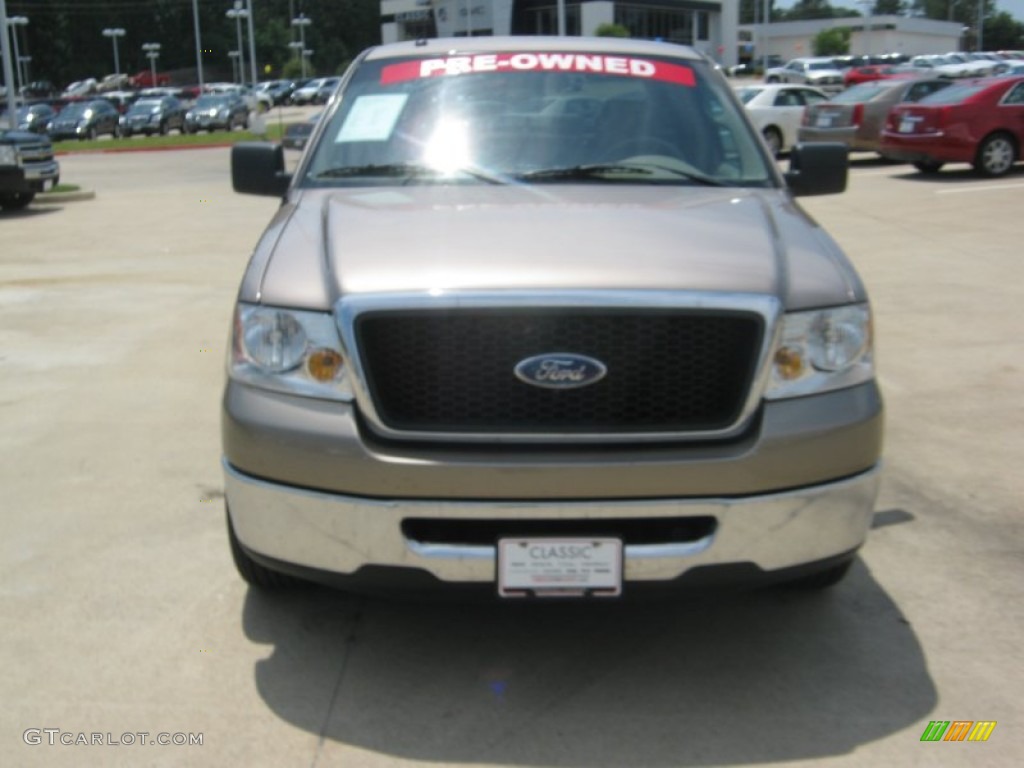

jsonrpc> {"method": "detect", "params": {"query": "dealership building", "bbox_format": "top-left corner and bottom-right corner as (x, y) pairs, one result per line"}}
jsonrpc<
(380, 2), (965, 68)
(381, 1), (741, 64)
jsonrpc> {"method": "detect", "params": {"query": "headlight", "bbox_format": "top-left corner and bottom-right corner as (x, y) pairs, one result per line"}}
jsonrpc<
(765, 304), (873, 399)
(229, 304), (352, 401)
(0, 145), (19, 166)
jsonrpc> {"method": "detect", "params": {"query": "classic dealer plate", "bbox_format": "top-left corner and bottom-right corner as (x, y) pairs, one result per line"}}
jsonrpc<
(497, 537), (622, 598)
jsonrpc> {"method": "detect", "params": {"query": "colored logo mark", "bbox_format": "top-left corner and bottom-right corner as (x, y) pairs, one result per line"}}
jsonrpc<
(920, 720), (996, 742)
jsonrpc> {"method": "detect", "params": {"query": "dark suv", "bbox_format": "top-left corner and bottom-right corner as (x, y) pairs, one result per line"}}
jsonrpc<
(120, 96), (187, 137)
(48, 99), (121, 140)
(0, 128), (60, 210)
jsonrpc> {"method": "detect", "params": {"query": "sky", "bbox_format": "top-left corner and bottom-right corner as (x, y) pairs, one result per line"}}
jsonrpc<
(995, 0), (1024, 23)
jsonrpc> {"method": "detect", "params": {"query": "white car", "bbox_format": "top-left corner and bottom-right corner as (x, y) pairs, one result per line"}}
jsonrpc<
(62, 78), (98, 98)
(735, 83), (829, 157)
(937, 52), (1003, 78)
(765, 58), (844, 93)
(97, 74), (130, 92)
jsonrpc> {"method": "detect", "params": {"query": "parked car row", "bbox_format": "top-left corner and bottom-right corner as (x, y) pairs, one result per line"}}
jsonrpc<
(2, 91), (255, 140)
(799, 78), (954, 154)
(289, 77), (342, 105)
(738, 73), (1024, 178)
(764, 57), (846, 93)
(879, 75), (1024, 177)
(758, 51), (1024, 90)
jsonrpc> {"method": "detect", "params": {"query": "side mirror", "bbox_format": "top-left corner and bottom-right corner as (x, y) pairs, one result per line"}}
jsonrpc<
(784, 143), (848, 196)
(232, 142), (291, 197)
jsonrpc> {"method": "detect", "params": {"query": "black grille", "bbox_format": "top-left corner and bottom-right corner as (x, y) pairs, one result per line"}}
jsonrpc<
(356, 308), (763, 434)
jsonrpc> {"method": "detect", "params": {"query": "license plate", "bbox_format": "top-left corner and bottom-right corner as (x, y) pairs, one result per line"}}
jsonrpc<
(899, 120), (915, 133)
(497, 537), (622, 598)
(816, 114), (834, 127)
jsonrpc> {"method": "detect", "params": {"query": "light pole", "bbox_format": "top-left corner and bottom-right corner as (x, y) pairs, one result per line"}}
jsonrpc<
(142, 42), (161, 88)
(7, 15), (27, 96)
(291, 14), (311, 78)
(226, 2), (248, 86)
(1, 0), (18, 125)
(245, 0), (257, 86)
(103, 28), (125, 76)
(192, 0), (204, 91)
(761, 0), (770, 72)
(976, 1), (984, 52)
(228, 50), (240, 84)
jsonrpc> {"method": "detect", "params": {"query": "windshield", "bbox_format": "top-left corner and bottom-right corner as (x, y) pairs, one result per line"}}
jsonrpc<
(59, 104), (90, 117)
(195, 95), (229, 108)
(129, 100), (162, 114)
(918, 82), (989, 105)
(808, 61), (836, 71)
(735, 87), (763, 104)
(830, 82), (888, 103)
(302, 51), (774, 188)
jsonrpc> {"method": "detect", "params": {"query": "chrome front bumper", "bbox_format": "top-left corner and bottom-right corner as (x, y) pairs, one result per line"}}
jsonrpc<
(225, 461), (881, 585)
(20, 160), (60, 191)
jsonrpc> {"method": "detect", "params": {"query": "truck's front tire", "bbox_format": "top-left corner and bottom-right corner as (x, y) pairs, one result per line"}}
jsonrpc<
(785, 558), (854, 590)
(0, 192), (35, 211)
(226, 506), (304, 589)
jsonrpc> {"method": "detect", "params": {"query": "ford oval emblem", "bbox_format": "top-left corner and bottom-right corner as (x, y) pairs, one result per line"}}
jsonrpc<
(514, 353), (608, 390)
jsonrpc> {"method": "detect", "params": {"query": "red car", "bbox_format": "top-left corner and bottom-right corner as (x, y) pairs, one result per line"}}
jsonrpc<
(880, 75), (1024, 176)
(129, 69), (172, 89)
(843, 64), (911, 88)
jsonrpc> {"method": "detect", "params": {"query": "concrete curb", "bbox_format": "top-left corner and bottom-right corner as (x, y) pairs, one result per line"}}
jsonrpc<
(55, 143), (238, 156)
(33, 189), (97, 204)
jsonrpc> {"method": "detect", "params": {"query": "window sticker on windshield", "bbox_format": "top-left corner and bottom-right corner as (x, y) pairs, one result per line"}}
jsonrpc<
(381, 54), (695, 87)
(335, 94), (409, 143)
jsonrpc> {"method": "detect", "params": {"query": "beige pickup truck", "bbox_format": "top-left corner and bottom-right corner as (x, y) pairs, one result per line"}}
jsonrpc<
(223, 36), (882, 599)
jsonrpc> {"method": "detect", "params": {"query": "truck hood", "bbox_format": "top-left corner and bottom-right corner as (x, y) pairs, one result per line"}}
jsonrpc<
(248, 184), (864, 311)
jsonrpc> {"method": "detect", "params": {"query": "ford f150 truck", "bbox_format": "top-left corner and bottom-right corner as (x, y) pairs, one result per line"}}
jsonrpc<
(224, 37), (883, 599)
(0, 127), (60, 210)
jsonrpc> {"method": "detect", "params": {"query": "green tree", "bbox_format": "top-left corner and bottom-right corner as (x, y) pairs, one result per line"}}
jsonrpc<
(595, 23), (631, 38)
(984, 11), (1024, 49)
(776, 1), (862, 21)
(280, 57), (309, 81)
(813, 26), (852, 55)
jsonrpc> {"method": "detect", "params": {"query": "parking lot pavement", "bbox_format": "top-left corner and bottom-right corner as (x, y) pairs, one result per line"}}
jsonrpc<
(1, 151), (1022, 767)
